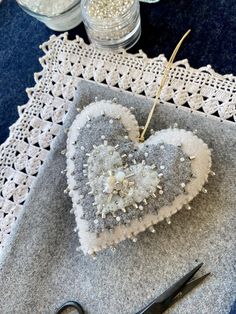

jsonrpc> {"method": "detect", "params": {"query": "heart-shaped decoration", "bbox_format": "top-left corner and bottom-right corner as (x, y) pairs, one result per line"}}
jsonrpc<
(66, 100), (212, 255)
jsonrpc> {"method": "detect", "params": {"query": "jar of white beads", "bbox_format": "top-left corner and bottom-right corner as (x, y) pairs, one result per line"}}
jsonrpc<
(16, 0), (82, 31)
(81, 0), (141, 50)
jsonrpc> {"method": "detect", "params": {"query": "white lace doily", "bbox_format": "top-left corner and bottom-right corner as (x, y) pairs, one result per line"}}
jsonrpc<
(0, 33), (235, 255)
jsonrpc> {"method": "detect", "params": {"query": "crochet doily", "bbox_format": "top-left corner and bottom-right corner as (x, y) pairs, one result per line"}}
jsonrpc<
(0, 33), (235, 256)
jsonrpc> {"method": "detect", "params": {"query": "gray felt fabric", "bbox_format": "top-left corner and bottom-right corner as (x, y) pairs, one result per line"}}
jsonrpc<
(73, 116), (192, 233)
(0, 81), (235, 314)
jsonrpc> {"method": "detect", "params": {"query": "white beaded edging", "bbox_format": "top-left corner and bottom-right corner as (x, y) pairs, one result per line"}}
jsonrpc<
(0, 33), (235, 257)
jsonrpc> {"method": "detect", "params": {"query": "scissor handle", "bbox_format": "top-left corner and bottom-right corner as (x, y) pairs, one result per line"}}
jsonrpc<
(56, 300), (85, 314)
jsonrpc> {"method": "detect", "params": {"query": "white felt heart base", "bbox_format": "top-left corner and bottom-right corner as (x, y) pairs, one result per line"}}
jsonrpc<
(66, 100), (212, 255)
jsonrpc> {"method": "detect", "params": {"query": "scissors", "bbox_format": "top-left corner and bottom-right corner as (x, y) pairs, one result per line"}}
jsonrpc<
(56, 300), (84, 314)
(56, 262), (210, 314)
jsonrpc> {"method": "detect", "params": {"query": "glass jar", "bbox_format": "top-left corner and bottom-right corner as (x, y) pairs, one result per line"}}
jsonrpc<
(16, 0), (82, 31)
(81, 0), (141, 50)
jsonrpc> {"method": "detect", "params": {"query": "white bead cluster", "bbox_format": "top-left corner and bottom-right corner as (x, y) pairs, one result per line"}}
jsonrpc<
(86, 143), (161, 217)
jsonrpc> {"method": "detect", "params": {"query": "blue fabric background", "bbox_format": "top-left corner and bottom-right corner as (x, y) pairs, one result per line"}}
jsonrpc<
(0, 0), (235, 145)
(230, 301), (236, 314)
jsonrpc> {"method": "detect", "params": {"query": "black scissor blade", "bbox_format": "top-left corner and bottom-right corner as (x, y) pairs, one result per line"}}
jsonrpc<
(161, 272), (211, 311)
(136, 263), (204, 314)
(156, 263), (204, 304)
(176, 272), (211, 299)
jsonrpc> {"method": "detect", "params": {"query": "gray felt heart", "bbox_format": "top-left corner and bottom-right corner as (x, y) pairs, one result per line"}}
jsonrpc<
(66, 99), (212, 255)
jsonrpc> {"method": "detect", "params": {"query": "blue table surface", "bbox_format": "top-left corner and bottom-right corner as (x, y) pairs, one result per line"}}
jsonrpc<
(0, 0), (235, 144)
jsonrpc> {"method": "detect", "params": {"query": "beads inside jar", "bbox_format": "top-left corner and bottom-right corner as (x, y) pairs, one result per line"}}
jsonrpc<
(16, 0), (82, 31)
(82, 0), (141, 50)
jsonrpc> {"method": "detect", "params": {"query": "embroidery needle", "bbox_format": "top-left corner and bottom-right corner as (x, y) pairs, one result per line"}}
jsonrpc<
(139, 29), (191, 142)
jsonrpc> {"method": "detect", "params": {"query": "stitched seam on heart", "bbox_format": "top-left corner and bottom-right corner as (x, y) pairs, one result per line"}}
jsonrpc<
(67, 102), (212, 255)
(68, 112), (193, 233)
